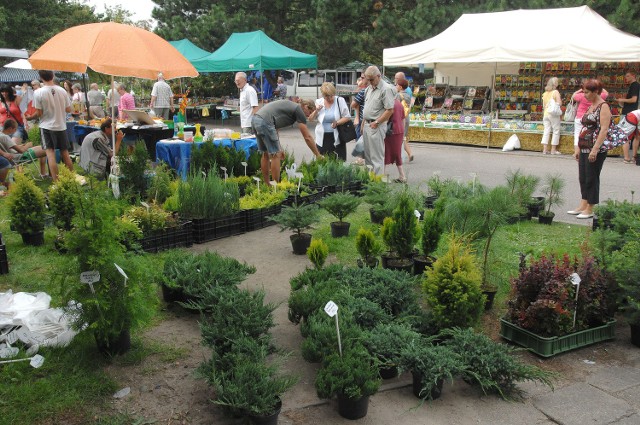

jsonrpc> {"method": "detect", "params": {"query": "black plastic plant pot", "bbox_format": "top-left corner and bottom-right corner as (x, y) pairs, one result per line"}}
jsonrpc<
(386, 257), (414, 274)
(337, 393), (369, 420)
(411, 371), (443, 400)
(538, 213), (555, 225)
(330, 221), (351, 238)
(379, 366), (399, 380)
(21, 231), (44, 246)
(290, 233), (312, 255)
(95, 328), (131, 356)
(247, 397), (282, 425)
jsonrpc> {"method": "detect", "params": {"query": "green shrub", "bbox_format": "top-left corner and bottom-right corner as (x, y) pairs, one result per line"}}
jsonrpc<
(147, 162), (174, 204)
(389, 190), (418, 258)
(7, 173), (46, 234)
(420, 209), (441, 257)
(355, 227), (382, 264)
(123, 204), (174, 234)
(117, 143), (149, 198)
(177, 173), (239, 219)
(363, 322), (421, 369)
(307, 238), (328, 269)
(442, 328), (555, 400)
(270, 202), (319, 236)
(48, 167), (81, 231)
(315, 343), (381, 400)
(318, 192), (361, 222)
(423, 233), (484, 330)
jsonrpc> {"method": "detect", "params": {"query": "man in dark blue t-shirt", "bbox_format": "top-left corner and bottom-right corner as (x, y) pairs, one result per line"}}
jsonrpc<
(618, 71), (640, 116)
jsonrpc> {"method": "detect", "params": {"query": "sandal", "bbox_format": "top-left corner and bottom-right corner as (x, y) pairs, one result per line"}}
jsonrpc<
(393, 178), (407, 184)
(624, 159), (634, 164)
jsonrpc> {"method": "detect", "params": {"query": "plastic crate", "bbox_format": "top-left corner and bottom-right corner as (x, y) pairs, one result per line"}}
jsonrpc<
(191, 218), (216, 244)
(140, 221), (194, 252)
(500, 319), (616, 358)
(213, 212), (245, 240)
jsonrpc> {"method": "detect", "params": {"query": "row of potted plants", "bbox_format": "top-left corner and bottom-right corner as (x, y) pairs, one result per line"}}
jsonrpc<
(161, 250), (295, 423)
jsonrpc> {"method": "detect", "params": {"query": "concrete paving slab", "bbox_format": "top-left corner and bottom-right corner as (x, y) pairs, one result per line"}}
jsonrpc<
(533, 383), (635, 425)
(609, 413), (640, 425)
(616, 384), (640, 411)
(587, 367), (640, 393)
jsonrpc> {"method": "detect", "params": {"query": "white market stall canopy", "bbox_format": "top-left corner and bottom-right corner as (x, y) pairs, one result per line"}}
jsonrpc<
(383, 6), (640, 86)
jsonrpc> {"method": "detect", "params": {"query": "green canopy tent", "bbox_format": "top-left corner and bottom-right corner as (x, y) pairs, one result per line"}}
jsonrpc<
(192, 30), (318, 100)
(168, 39), (211, 62)
(192, 30), (317, 72)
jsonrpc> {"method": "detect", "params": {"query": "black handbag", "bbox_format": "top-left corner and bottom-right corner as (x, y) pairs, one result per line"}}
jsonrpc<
(337, 120), (357, 144)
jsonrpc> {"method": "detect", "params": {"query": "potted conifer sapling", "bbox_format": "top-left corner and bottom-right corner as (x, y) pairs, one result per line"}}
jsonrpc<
(270, 202), (320, 254)
(319, 192), (361, 237)
(538, 173), (565, 225)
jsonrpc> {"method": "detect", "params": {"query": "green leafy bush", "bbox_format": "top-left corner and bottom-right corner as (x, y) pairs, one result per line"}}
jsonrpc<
(147, 162), (174, 204)
(363, 322), (421, 369)
(355, 227), (382, 265)
(117, 143), (149, 199)
(270, 202), (319, 236)
(315, 343), (381, 400)
(389, 190), (418, 258)
(123, 204), (175, 234)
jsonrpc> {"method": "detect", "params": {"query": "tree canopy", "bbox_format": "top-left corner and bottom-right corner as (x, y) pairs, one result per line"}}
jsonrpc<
(2, 1), (639, 69)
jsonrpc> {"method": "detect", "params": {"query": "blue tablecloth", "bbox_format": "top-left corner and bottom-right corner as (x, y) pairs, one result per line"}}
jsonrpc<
(156, 138), (258, 180)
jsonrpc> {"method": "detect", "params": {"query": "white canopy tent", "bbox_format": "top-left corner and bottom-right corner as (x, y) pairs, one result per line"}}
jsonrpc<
(383, 6), (640, 86)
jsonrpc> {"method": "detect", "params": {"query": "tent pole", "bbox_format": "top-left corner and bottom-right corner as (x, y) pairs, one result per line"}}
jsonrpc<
(111, 76), (116, 153)
(316, 68), (319, 100)
(488, 62), (497, 150)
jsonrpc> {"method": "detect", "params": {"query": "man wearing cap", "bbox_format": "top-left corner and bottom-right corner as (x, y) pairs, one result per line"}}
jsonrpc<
(235, 72), (259, 134)
(150, 73), (174, 119)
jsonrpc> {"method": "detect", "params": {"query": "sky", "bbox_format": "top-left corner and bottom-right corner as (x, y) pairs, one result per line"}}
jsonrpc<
(84, 0), (156, 23)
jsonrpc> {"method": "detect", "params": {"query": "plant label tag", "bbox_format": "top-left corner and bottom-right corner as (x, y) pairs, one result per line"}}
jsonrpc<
(114, 263), (128, 286)
(324, 301), (338, 317)
(241, 162), (248, 167)
(570, 273), (581, 285)
(80, 270), (100, 284)
(30, 354), (44, 369)
(140, 201), (150, 212)
(270, 181), (277, 192)
(220, 166), (227, 172)
(414, 209), (421, 219)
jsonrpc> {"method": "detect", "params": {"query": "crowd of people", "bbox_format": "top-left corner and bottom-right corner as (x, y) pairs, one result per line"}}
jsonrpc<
(237, 66), (416, 185)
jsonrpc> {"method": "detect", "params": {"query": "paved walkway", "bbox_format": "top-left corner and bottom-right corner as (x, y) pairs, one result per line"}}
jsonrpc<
(196, 118), (640, 424)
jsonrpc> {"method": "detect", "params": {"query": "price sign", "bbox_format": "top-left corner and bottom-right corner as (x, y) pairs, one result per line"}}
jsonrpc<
(324, 301), (339, 317)
(80, 271), (100, 284)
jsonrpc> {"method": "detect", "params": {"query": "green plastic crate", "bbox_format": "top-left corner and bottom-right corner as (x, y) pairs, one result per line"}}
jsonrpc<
(500, 319), (616, 357)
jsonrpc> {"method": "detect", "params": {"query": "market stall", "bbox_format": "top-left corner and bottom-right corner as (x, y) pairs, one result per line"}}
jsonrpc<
(383, 6), (640, 153)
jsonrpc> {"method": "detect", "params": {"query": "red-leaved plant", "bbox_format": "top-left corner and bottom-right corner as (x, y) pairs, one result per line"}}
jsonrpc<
(505, 252), (615, 337)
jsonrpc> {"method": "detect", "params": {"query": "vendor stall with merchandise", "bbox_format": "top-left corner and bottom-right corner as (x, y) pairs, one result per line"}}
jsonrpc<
(383, 6), (640, 153)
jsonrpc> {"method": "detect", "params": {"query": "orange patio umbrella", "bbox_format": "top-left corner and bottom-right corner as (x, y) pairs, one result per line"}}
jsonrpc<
(29, 22), (198, 159)
(29, 22), (198, 80)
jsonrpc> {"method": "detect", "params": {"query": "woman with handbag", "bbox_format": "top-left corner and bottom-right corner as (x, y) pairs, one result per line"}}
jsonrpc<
(568, 79), (611, 219)
(540, 77), (562, 154)
(0, 84), (26, 142)
(571, 80), (610, 160)
(311, 82), (351, 161)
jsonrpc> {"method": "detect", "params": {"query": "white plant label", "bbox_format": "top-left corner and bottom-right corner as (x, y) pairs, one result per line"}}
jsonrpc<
(240, 162), (248, 167)
(252, 176), (261, 182)
(30, 354), (44, 369)
(140, 201), (150, 211)
(270, 181), (278, 192)
(570, 272), (581, 285)
(114, 263), (128, 287)
(324, 301), (338, 318)
(414, 209), (421, 219)
(80, 271), (100, 284)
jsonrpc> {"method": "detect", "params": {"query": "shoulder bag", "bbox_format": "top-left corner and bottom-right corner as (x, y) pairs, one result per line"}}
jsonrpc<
(546, 98), (562, 116)
(336, 97), (357, 144)
(602, 120), (628, 152)
(563, 99), (577, 122)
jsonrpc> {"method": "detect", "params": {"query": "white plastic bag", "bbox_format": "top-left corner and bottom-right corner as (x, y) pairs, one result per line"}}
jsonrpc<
(502, 134), (521, 151)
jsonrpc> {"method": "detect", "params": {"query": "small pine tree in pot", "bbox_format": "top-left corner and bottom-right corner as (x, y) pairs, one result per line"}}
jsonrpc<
(7, 173), (46, 245)
(413, 209), (441, 275)
(269, 202), (320, 254)
(387, 190), (418, 272)
(318, 192), (361, 237)
(355, 227), (382, 268)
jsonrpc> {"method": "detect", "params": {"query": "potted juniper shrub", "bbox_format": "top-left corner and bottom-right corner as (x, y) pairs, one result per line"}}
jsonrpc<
(270, 202), (320, 255)
(399, 338), (464, 400)
(387, 190), (418, 273)
(425, 173), (452, 209)
(315, 343), (381, 420)
(7, 173), (46, 246)
(609, 239), (640, 347)
(201, 336), (297, 424)
(48, 167), (81, 232)
(538, 173), (565, 225)
(318, 192), (361, 237)
(355, 227), (382, 268)
(504, 169), (539, 221)
(413, 209), (441, 276)
(363, 322), (421, 379)
(501, 252), (616, 357)
(442, 327), (555, 400)
(307, 238), (328, 269)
